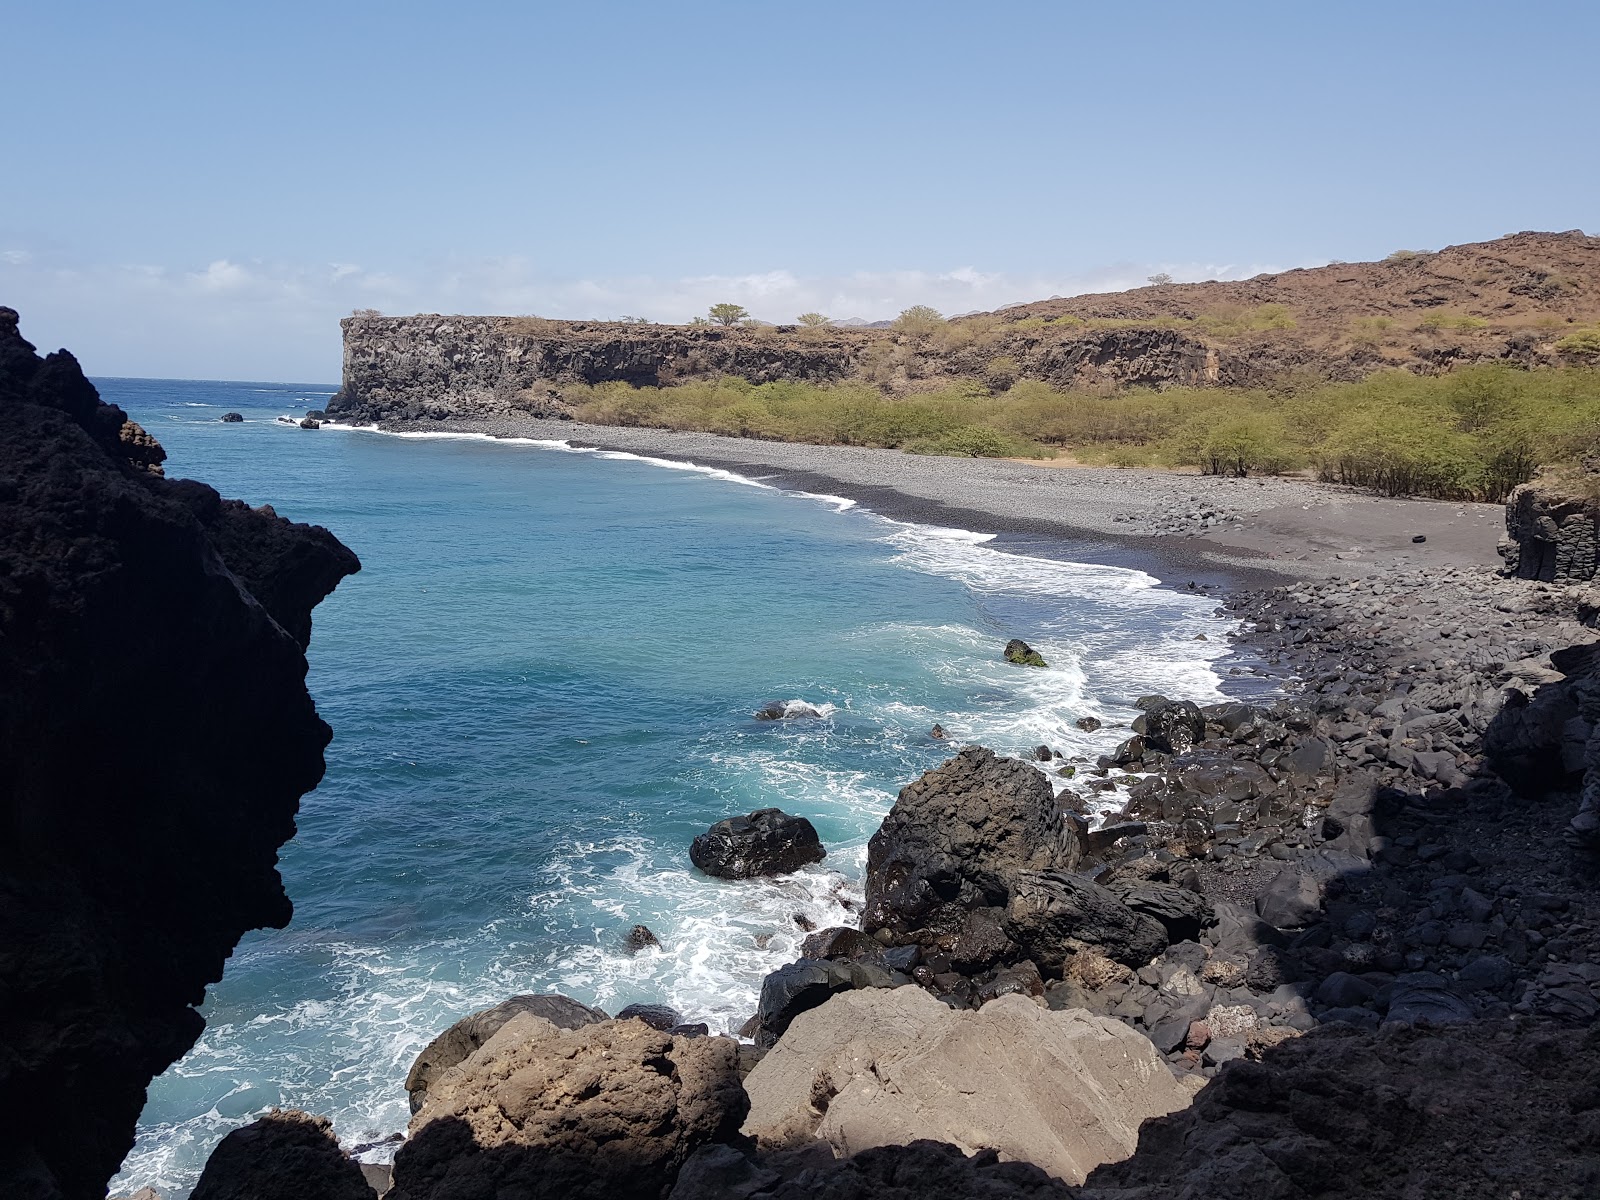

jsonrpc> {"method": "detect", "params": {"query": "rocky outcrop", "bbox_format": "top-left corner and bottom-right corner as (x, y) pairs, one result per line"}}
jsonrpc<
(690, 808), (826, 879)
(329, 316), (860, 424)
(404, 994), (608, 1113)
(392, 1013), (748, 1200)
(189, 1110), (374, 1200)
(1501, 472), (1600, 581)
(0, 308), (359, 1200)
(742, 987), (1191, 1186)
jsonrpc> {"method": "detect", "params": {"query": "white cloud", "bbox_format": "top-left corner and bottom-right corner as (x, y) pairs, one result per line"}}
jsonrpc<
(0, 248), (1290, 381)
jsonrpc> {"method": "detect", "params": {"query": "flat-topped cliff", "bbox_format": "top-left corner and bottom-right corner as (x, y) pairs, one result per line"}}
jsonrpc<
(329, 231), (1600, 426)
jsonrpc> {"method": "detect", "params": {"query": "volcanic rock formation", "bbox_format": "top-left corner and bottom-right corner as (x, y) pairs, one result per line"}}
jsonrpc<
(0, 307), (359, 1200)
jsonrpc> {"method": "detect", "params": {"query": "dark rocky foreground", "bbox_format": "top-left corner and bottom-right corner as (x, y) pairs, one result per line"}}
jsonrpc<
(0, 308), (360, 1200)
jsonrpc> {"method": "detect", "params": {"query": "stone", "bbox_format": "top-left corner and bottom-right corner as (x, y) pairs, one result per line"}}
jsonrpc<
(799, 926), (882, 962)
(616, 1003), (683, 1032)
(1033, 744), (1054, 761)
(741, 987), (1190, 1186)
(299, 416), (321, 429)
(190, 1109), (373, 1200)
(1007, 870), (1169, 969)
(1383, 976), (1475, 1027)
(623, 924), (662, 954)
(405, 994), (608, 1113)
(1076, 716), (1103, 732)
(392, 1015), (747, 1200)
(862, 747), (1083, 945)
(1107, 880), (1216, 943)
(1004, 638), (1048, 667)
(1141, 700), (1207, 754)
(690, 808), (826, 879)
(220, 411), (244, 422)
(750, 958), (895, 1049)
(1314, 972), (1377, 1009)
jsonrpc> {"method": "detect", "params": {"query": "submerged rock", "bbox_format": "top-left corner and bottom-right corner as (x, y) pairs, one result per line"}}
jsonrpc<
(623, 924), (662, 954)
(754, 699), (824, 720)
(690, 808), (826, 879)
(1004, 638), (1048, 667)
(220, 411), (244, 422)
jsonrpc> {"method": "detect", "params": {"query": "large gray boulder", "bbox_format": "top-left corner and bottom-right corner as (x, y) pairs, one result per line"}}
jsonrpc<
(404, 994), (607, 1113)
(741, 986), (1190, 1186)
(392, 1013), (747, 1200)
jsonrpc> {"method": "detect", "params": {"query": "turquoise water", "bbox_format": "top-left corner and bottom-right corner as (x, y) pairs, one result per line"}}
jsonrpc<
(102, 378), (1244, 1195)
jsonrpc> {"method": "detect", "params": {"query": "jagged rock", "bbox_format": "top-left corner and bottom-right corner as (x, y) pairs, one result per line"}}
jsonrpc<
(299, 417), (321, 429)
(189, 1109), (372, 1200)
(404, 994), (608, 1113)
(799, 926), (882, 962)
(1105, 880), (1216, 944)
(624, 924), (662, 953)
(0, 308), (359, 1200)
(617, 1003), (684, 1032)
(1004, 639), (1048, 667)
(1007, 871), (1169, 970)
(863, 747), (1084, 947)
(1075, 716), (1102, 733)
(1502, 475), (1600, 582)
(741, 987), (1190, 1186)
(392, 1014), (747, 1200)
(690, 809), (826, 879)
(220, 411), (244, 422)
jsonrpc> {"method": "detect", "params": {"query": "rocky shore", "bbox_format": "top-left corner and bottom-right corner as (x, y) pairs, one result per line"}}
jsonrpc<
(159, 501), (1600, 1199)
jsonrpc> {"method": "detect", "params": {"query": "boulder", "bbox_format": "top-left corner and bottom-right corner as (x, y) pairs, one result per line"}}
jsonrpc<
(617, 1003), (683, 1032)
(190, 1109), (373, 1200)
(1006, 870), (1168, 970)
(392, 1014), (747, 1200)
(799, 926), (882, 962)
(220, 411), (244, 422)
(690, 809), (825, 879)
(1105, 880), (1216, 944)
(1075, 716), (1103, 733)
(299, 417), (321, 429)
(404, 994), (608, 1113)
(750, 958), (895, 1049)
(863, 747), (1083, 946)
(1139, 699), (1206, 754)
(1004, 639), (1048, 667)
(741, 986), (1189, 1186)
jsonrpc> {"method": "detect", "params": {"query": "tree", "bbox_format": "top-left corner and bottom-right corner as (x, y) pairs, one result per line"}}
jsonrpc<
(796, 312), (831, 328)
(708, 302), (749, 327)
(1146, 273), (1174, 287)
(893, 305), (945, 334)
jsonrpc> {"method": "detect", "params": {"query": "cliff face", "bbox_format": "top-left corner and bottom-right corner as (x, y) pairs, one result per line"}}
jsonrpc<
(0, 308), (360, 1200)
(329, 231), (1600, 426)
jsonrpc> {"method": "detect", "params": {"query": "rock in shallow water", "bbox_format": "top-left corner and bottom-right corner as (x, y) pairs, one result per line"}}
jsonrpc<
(690, 808), (826, 879)
(190, 1109), (373, 1200)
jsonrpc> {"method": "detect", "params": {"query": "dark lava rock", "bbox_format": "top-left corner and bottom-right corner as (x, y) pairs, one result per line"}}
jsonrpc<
(0, 307), (359, 1200)
(690, 808), (826, 879)
(930, 723), (948, 739)
(1075, 716), (1102, 732)
(862, 747), (1084, 945)
(220, 411), (244, 422)
(189, 1109), (373, 1200)
(404, 993), (608, 1113)
(623, 924), (662, 954)
(1139, 698), (1206, 754)
(1033, 744), (1053, 761)
(299, 417), (321, 429)
(799, 926), (882, 962)
(750, 958), (893, 1048)
(1006, 870), (1168, 969)
(304, 409), (327, 421)
(617, 1003), (683, 1032)
(1107, 880), (1216, 944)
(1004, 638), (1048, 667)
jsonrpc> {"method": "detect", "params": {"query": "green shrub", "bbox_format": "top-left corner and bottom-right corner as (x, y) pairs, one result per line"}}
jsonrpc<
(893, 305), (945, 335)
(905, 425), (1033, 458)
(1556, 328), (1600, 356)
(1418, 311), (1490, 334)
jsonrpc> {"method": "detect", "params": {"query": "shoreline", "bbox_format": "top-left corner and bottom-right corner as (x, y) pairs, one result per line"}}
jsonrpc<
(361, 415), (1508, 595)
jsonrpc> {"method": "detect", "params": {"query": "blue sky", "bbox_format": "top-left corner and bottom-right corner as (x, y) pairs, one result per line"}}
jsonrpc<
(4, 0), (1597, 380)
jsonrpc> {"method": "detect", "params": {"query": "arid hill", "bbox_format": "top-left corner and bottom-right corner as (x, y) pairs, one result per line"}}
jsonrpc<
(331, 231), (1600, 424)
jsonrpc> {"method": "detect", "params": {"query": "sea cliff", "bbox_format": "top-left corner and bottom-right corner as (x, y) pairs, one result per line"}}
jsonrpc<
(0, 308), (360, 1199)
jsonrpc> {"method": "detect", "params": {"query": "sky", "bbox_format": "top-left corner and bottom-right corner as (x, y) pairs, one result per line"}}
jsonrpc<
(4, 0), (1597, 381)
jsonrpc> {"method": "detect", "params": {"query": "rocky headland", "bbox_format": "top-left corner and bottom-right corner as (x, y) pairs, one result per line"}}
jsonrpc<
(0, 308), (360, 1200)
(327, 231), (1600, 427)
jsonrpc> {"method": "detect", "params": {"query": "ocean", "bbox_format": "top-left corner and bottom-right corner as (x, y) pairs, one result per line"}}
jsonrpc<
(101, 377), (1253, 1196)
